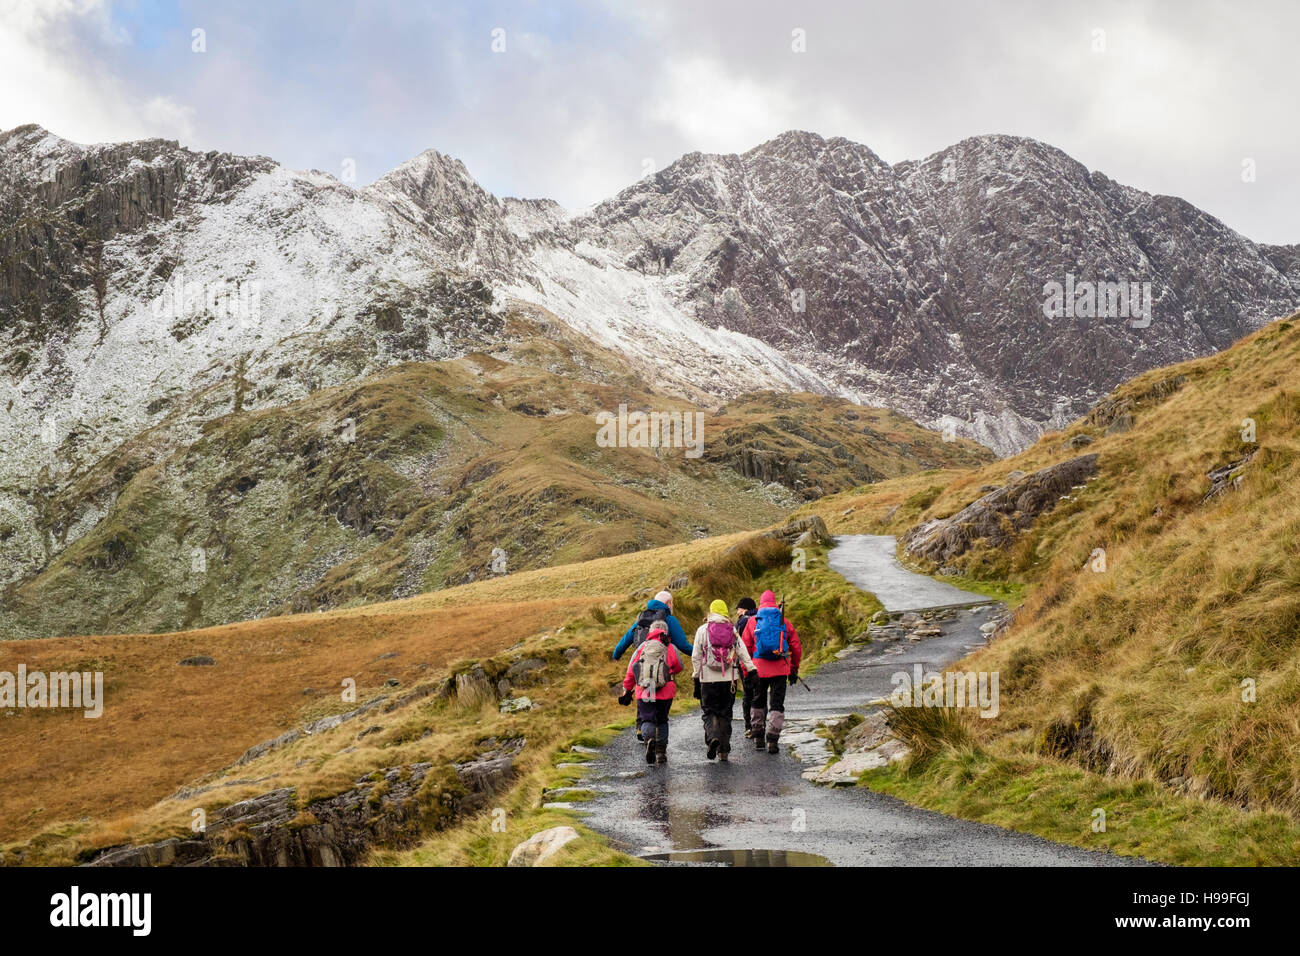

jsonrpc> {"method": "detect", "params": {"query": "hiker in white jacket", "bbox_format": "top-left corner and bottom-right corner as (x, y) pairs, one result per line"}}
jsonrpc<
(691, 599), (757, 761)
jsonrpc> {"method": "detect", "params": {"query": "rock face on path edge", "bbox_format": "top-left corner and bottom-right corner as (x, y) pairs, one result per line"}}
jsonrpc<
(903, 454), (1099, 565)
(507, 826), (580, 867)
(85, 743), (522, 867)
(803, 711), (911, 785)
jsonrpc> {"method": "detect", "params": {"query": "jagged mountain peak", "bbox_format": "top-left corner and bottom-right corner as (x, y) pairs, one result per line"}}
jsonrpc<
(369, 146), (482, 196)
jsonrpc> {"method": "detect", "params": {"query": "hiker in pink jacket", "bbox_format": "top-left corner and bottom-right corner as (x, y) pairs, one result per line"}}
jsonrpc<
(740, 590), (803, 753)
(619, 621), (684, 764)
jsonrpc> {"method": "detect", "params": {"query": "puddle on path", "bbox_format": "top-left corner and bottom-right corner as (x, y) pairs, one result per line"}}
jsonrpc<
(641, 848), (833, 867)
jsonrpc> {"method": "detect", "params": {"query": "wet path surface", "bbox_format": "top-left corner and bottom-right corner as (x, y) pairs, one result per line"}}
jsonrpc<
(827, 534), (987, 611)
(576, 535), (1146, 866)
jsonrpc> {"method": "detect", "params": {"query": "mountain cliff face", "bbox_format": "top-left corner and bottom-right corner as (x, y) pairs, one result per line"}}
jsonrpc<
(1, 122), (1296, 631)
(360, 129), (1299, 451)
(520, 131), (1298, 450)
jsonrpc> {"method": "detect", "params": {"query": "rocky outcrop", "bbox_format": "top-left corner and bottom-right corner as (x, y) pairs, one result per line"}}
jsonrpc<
(764, 514), (832, 548)
(0, 124), (272, 347)
(1087, 374), (1188, 431)
(1204, 451), (1258, 501)
(903, 454), (1100, 564)
(87, 740), (522, 867)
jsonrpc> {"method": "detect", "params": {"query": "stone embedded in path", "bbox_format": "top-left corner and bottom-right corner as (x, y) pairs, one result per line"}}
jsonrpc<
(807, 751), (892, 785)
(783, 714), (852, 770)
(541, 786), (589, 798)
(507, 826), (580, 867)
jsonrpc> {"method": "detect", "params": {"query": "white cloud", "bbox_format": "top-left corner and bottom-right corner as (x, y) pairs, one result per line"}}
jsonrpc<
(140, 95), (197, 142)
(0, 0), (191, 144)
(649, 56), (796, 152)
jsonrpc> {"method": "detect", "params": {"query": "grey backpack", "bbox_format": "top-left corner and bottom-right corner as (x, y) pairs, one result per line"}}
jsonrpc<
(635, 637), (670, 698)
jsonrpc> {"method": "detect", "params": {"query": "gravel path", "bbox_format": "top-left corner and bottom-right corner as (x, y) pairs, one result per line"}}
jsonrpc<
(575, 535), (1147, 866)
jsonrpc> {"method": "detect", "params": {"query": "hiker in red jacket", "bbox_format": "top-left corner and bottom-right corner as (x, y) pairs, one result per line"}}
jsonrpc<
(618, 621), (684, 765)
(734, 596), (759, 736)
(740, 590), (802, 753)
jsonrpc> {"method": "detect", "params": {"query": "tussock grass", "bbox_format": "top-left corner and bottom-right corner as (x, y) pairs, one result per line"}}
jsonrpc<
(684, 535), (793, 611)
(887, 705), (974, 767)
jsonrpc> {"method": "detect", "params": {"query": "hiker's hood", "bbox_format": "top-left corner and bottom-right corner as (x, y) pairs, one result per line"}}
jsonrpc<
(706, 612), (731, 624)
(646, 598), (672, 613)
(759, 590), (779, 608)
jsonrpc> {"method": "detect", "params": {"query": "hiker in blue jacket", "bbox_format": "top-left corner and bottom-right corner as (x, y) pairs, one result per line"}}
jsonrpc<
(612, 590), (694, 660)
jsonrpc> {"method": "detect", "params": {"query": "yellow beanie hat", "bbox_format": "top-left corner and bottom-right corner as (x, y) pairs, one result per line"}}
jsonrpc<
(709, 599), (729, 616)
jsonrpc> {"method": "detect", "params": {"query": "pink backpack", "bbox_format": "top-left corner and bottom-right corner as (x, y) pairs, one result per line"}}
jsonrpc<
(706, 619), (737, 669)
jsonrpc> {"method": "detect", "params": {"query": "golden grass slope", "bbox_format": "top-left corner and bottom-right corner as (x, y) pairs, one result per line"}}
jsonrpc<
(0, 531), (750, 848)
(808, 315), (1300, 818)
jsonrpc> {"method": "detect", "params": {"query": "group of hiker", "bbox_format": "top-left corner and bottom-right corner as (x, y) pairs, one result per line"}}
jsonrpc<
(612, 589), (802, 765)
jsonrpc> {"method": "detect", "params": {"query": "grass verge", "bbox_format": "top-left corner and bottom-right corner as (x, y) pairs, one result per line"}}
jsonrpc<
(860, 743), (1300, 866)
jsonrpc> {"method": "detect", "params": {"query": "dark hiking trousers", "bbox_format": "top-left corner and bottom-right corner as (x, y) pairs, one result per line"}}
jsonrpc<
(637, 698), (672, 745)
(700, 681), (737, 753)
(741, 670), (757, 731)
(750, 674), (788, 741)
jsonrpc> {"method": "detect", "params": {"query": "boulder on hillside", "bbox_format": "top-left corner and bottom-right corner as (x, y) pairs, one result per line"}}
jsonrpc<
(507, 826), (580, 867)
(1204, 451), (1257, 501)
(765, 514), (832, 548)
(903, 454), (1099, 565)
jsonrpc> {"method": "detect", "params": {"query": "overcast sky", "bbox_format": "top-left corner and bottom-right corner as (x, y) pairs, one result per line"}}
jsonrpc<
(2, 0), (1296, 243)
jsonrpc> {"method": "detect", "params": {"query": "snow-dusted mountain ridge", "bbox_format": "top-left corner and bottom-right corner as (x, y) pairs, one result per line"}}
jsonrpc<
(3, 122), (1297, 488)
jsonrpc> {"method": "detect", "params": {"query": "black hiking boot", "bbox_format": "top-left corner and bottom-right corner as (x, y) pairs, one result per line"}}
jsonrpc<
(645, 736), (657, 764)
(718, 749), (729, 762)
(656, 741), (668, 764)
(707, 739), (719, 760)
(767, 734), (780, 754)
(755, 733), (767, 751)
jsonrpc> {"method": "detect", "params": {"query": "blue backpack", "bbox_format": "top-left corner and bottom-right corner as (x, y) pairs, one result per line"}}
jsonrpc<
(753, 605), (788, 661)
